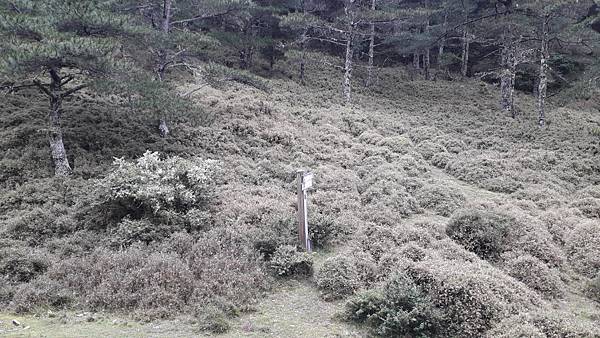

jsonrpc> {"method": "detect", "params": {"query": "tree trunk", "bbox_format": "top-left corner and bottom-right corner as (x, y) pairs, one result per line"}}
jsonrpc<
(413, 52), (420, 70)
(161, 0), (172, 33)
(500, 24), (515, 117)
(343, 35), (353, 103)
(537, 16), (549, 128)
(47, 69), (72, 176)
(461, 26), (470, 77)
(157, 0), (172, 138)
(424, 48), (431, 80)
(300, 28), (308, 84)
(438, 12), (447, 69)
(423, 4), (431, 80)
(366, 0), (376, 87)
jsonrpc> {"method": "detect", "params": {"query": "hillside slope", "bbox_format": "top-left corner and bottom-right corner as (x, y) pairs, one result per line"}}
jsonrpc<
(1, 54), (600, 336)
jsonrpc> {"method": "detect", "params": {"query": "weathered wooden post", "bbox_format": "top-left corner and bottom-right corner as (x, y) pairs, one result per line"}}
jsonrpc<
(296, 170), (313, 252)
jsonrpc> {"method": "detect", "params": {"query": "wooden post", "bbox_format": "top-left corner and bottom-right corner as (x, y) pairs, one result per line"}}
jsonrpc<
(296, 170), (313, 252)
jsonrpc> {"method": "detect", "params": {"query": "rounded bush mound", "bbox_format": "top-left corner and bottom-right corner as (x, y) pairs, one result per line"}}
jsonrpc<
(98, 151), (218, 222)
(502, 253), (564, 298)
(487, 310), (600, 338)
(345, 273), (441, 337)
(0, 247), (52, 283)
(308, 212), (343, 248)
(316, 256), (361, 300)
(446, 208), (514, 261)
(377, 136), (413, 154)
(11, 276), (73, 313)
(416, 140), (447, 160)
(434, 135), (466, 154)
(565, 221), (600, 278)
(269, 245), (313, 277)
(404, 259), (541, 338)
(431, 151), (452, 169)
(415, 184), (466, 217)
(570, 197), (600, 219)
(586, 274), (600, 303)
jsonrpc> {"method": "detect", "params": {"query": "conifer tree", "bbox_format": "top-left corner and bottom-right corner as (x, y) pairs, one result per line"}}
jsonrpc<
(0, 0), (134, 176)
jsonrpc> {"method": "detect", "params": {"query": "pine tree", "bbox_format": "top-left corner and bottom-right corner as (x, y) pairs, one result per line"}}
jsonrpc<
(0, 0), (134, 176)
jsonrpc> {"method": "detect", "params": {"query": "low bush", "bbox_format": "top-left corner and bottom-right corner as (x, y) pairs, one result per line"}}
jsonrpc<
(487, 310), (600, 338)
(97, 151), (218, 224)
(502, 253), (564, 298)
(377, 136), (413, 154)
(11, 276), (73, 313)
(110, 217), (183, 248)
(48, 248), (194, 318)
(408, 126), (442, 144)
(316, 256), (361, 300)
(361, 181), (421, 217)
(194, 305), (231, 334)
(446, 208), (514, 261)
(430, 151), (452, 169)
(269, 245), (313, 277)
(0, 247), (52, 283)
(565, 221), (600, 278)
(416, 140), (447, 160)
(586, 274), (600, 303)
(2, 206), (78, 245)
(308, 212), (344, 248)
(415, 184), (465, 217)
(511, 185), (564, 210)
(404, 259), (541, 337)
(188, 228), (271, 312)
(345, 273), (442, 337)
(433, 135), (466, 154)
(570, 197), (600, 219)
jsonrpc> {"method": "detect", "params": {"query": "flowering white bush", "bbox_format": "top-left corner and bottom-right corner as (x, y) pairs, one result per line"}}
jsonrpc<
(103, 151), (218, 213)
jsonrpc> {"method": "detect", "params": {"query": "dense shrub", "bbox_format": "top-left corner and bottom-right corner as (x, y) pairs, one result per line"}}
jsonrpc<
(47, 248), (194, 318)
(378, 136), (413, 154)
(565, 221), (600, 278)
(316, 256), (361, 300)
(587, 274), (600, 303)
(416, 140), (447, 160)
(110, 218), (172, 247)
(2, 206), (78, 245)
(446, 209), (514, 261)
(269, 245), (313, 277)
(188, 227), (271, 312)
(346, 273), (441, 337)
(98, 151), (218, 221)
(487, 310), (600, 338)
(434, 135), (466, 154)
(502, 253), (564, 298)
(11, 276), (73, 313)
(404, 259), (541, 338)
(570, 197), (600, 218)
(308, 212), (344, 248)
(415, 184), (465, 216)
(430, 151), (452, 168)
(361, 181), (421, 217)
(511, 185), (564, 210)
(0, 247), (52, 283)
